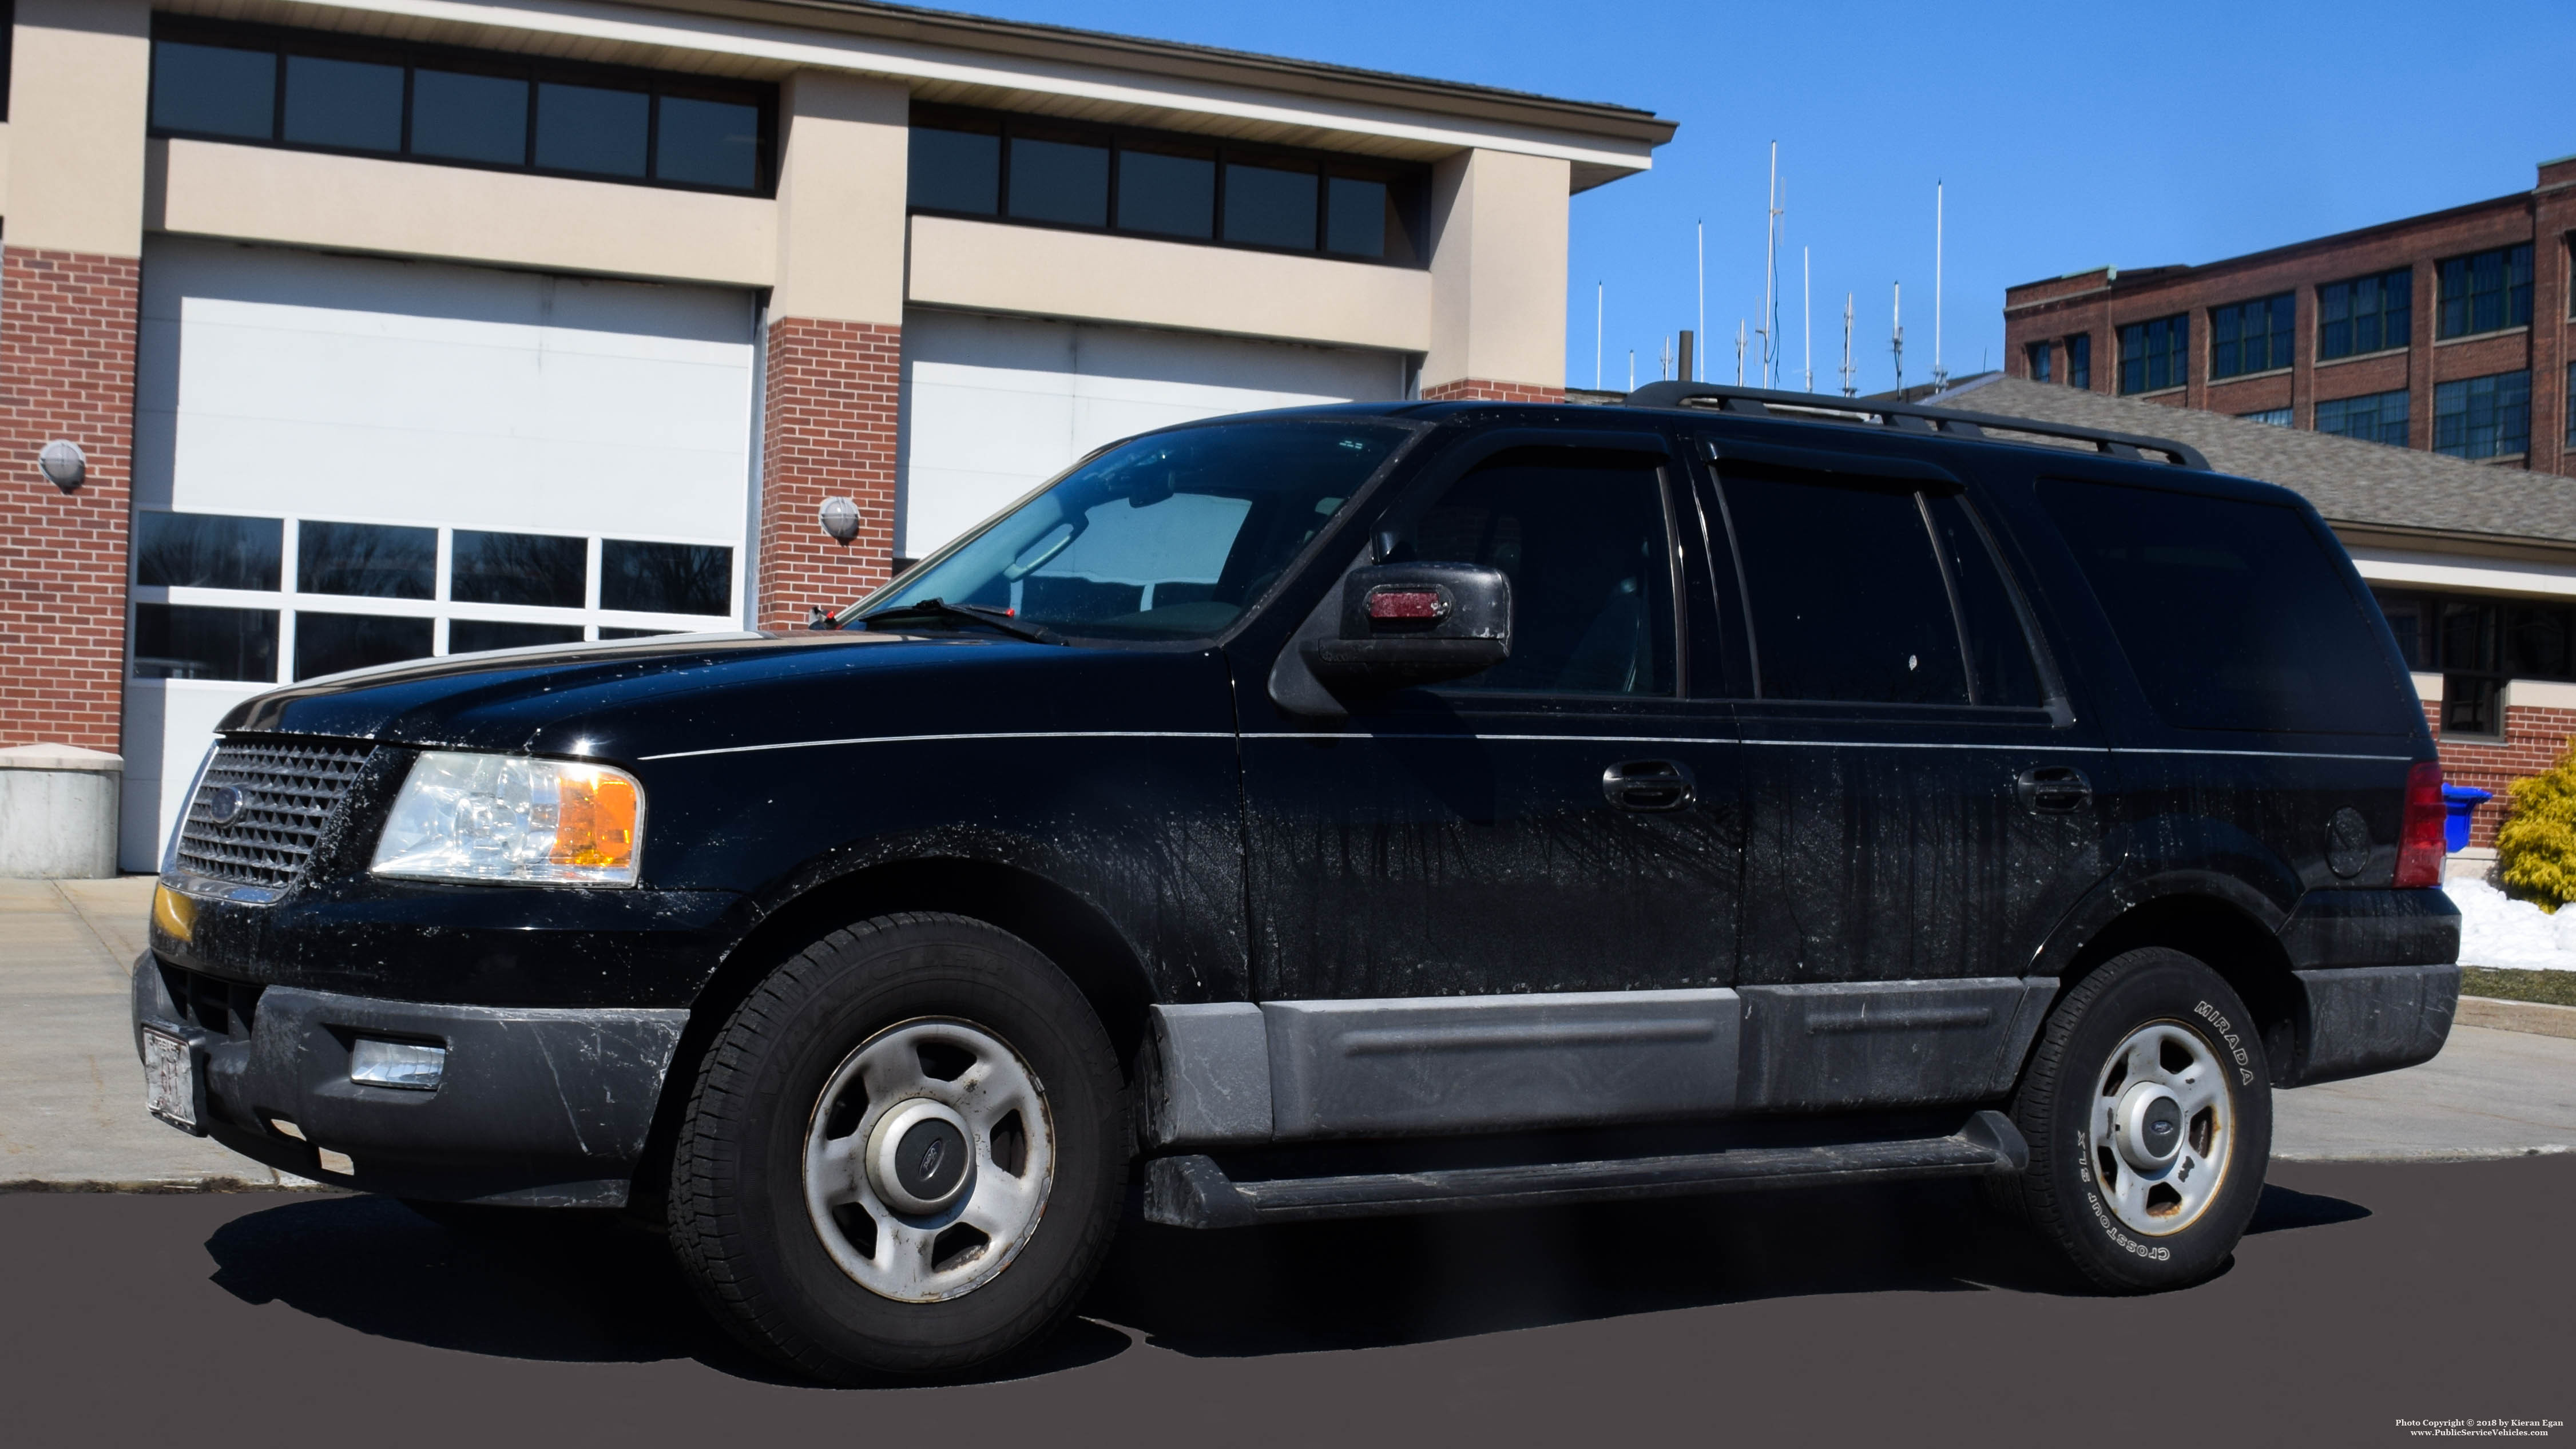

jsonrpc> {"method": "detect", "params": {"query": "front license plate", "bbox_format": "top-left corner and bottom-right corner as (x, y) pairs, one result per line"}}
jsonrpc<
(144, 1029), (197, 1131)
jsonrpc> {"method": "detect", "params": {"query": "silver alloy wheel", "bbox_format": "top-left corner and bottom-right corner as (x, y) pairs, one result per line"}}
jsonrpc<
(2086, 1020), (2234, 1236)
(802, 1017), (1055, 1303)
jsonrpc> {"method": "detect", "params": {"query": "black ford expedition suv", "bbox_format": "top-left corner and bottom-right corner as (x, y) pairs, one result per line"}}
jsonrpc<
(136, 383), (2460, 1381)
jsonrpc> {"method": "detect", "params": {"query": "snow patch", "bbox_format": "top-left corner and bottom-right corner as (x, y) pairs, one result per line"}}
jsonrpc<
(2444, 879), (2576, 972)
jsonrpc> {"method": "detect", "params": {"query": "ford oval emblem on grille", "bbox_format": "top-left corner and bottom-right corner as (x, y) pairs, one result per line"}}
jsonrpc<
(205, 785), (245, 826)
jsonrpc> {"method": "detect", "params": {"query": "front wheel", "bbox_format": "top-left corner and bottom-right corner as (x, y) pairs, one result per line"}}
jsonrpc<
(1994, 947), (2273, 1292)
(667, 914), (1126, 1380)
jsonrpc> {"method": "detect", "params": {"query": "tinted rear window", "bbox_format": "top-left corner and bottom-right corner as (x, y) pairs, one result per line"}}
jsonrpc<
(2039, 479), (2407, 733)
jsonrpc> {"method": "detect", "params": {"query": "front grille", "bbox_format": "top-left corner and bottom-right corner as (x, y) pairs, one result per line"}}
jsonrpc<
(157, 962), (263, 1041)
(174, 739), (376, 890)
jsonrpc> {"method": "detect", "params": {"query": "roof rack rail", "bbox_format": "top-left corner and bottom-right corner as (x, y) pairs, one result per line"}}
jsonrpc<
(1620, 380), (2210, 472)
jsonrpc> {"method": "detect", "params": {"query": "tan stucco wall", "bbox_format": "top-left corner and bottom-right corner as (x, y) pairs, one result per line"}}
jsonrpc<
(907, 214), (1434, 353)
(5, 0), (151, 256)
(1422, 147), (1570, 390)
(771, 70), (910, 325)
(147, 140), (777, 287)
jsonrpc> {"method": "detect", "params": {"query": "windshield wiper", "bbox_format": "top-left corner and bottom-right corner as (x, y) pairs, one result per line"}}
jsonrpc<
(854, 597), (1062, 646)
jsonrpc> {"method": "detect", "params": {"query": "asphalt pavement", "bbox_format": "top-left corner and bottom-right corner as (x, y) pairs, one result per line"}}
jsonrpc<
(2, 1156), (2567, 1448)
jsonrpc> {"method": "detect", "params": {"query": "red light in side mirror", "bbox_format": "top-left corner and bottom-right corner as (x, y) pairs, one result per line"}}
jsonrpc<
(1366, 588), (1450, 622)
(2395, 760), (2445, 888)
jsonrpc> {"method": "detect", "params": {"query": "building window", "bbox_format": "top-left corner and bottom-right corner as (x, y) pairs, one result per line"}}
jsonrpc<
(2067, 334), (2091, 390)
(2318, 268), (2411, 359)
(2026, 341), (2053, 382)
(2436, 243), (2534, 339)
(2569, 363), (2575, 447)
(2315, 388), (2410, 447)
(148, 18), (774, 196)
(2210, 293), (2294, 378)
(2238, 407), (2292, 427)
(2118, 315), (2187, 394)
(2434, 371), (2531, 459)
(907, 104), (1428, 267)
(2376, 587), (2576, 736)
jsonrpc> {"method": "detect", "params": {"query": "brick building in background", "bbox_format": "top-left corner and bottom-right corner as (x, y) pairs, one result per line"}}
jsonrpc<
(2004, 156), (2575, 478)
(0, 0), (1670, 870)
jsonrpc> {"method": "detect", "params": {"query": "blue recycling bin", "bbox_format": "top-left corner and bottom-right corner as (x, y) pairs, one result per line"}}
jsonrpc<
(2442, 784), (2492, 853)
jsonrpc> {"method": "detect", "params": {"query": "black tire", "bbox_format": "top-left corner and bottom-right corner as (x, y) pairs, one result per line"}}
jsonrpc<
(1992, 947), (2273, 1293)
(667, 913), (1126, 1381)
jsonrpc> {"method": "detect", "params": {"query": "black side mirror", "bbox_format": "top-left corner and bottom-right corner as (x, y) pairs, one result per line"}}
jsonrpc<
(1300, 563), (1511, 692)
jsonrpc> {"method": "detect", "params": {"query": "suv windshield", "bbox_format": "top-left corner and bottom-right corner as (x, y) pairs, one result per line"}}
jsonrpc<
(850, 418), (1414, 641)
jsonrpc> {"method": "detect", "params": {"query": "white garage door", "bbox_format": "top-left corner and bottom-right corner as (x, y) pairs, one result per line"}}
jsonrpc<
(121, 239), (759, 870)
(896, 309), (1407, 559)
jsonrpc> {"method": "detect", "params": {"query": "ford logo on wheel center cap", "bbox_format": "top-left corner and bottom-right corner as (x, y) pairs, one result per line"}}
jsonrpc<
(205, 785), (245, 826)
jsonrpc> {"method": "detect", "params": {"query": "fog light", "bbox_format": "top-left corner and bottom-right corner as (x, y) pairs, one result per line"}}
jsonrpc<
(350, 1038), (446, 1091)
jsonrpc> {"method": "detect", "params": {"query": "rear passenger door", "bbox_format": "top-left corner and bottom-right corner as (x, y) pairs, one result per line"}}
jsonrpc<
(1698, 439), (2115, 1108)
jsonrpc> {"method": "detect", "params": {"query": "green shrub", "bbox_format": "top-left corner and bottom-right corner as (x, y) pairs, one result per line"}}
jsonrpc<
(2495, 752), (2576, 912)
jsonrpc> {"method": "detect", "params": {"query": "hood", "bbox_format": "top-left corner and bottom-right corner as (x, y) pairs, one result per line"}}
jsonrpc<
(217, 628), (1094, 764)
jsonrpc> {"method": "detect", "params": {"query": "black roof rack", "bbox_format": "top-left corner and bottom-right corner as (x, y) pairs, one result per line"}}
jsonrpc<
(1620, 381), (2211, 472)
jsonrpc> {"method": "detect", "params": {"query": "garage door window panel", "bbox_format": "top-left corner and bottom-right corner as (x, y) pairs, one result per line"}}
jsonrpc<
(282, 54), (403, 153)
(298, 522), (436, 600)
(295, 613), (434, 681)
(451, 620), (585, 654)
(602, 541), (732, 617)
(135, 513), (281, 592)
(1718, 471), (1968, 705)
(452, 531), (587, 609)
(133, 605), (279, 683)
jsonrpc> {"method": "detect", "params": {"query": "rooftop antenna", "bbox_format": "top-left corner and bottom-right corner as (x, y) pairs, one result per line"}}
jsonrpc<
(1734, 319), (1747, 384)
(1628, 348), (1636, 392)
(1759, 142), (1780, 388)
(1694, 220), (1705, 382)
(1891, 281), (1905, 396)
(1931, 180), (1947, 391)
(1802, 245), (1812, 392)
(1840, 292), (1856, 397)
(1594, 281), (1603, 391)
(1679, 330), (1695, 384)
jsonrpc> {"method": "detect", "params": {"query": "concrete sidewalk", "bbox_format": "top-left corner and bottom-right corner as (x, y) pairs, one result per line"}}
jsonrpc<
(1, 876), (2569, 1189)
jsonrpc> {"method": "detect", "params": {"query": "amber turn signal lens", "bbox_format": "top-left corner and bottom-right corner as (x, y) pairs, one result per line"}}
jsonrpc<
(550, 768), (640, 869)
(152, 883), (196, 943)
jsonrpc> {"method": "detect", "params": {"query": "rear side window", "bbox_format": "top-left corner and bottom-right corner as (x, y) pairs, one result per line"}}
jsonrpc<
(2039, 479), (2406, 733)
(1721, 472), (1965, 704)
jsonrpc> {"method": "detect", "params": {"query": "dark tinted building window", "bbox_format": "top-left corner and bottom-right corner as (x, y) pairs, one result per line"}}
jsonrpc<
(2026, 341), (2052, 383)
(1719, 471), (1968, 705)
(656, 96), (760, 190)
(151, 40), (276, 138)
(1117, 142), (1216, 239)
(2209, 293), (2293, 378)
(535, 82), (648, 177)
(1324, 174), (1388, 257)
(2316, 388), (2409, 447)
(1224, 160), (1319, 250)
(148, 21), (770, 194)
(133, 513), (281, 591)
(281, 54), (402, 152)
(1396, 452), (1673, 696)
(2434, 371), (2531, 459)
(601, 541), (732, 616)
(411, 69), (527, 164)
(2039, 480), (2407, 734)
(2318, 268), (2410, 358)
(910, 123), (1000, 214)
(2067, 334), (2091, 390)
(293, 612), (434, 680)
(2118, 315), (2188, 394)
(2240, 407), (2292, 427)
(132, 604), (277, 682)
(450, 530), (586, 608)
(2376, 587), (2576, 736)
(1007, 133), (1109, 227)
(297, 521), (435, 599)
(2569, 364), (2575, 447)
(2438, 244), (2534, 338)
(449, 620), (583, 653)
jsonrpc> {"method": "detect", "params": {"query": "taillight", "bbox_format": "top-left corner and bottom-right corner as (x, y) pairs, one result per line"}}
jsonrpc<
(2395, 760), (2445, 888)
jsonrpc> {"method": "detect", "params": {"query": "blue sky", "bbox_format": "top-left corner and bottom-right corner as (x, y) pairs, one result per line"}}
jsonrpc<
(924, 0), (2575, 396)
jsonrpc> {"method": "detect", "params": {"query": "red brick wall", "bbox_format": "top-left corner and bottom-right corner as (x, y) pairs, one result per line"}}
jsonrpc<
(755, 316), (900, 632)
(0, 248), (140, 753)
(1422, 378), (1567, 403)
(2431, 702), (2576, 849)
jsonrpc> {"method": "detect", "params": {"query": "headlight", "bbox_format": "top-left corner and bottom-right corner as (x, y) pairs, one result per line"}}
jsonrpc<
(371, 752), (644, 887)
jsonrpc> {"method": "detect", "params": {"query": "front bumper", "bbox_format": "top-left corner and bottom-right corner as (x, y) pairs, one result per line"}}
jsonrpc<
(133, 954), (687, 1206)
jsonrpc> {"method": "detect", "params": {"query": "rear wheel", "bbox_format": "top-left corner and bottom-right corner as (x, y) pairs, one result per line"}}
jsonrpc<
(1994, 947), (2273, 1292)
(668, 914), (1126, 1380)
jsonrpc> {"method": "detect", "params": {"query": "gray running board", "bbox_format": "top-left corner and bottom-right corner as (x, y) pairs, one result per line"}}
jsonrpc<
(1142, 1110), (2029, 1229)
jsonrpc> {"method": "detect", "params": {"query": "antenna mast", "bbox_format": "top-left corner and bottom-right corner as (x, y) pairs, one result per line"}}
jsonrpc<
(1694, 220), (1705, 383)
(1891, 281), (1905, 396)
(1594, 281), (1603, 391)
(1802, 245), (1812, 392)
(1734, 320), (1747, 384)
(1840, 292), (1856, 397)
(1931, 181), (1947, 391)
(1760, 142), (1780, 389)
